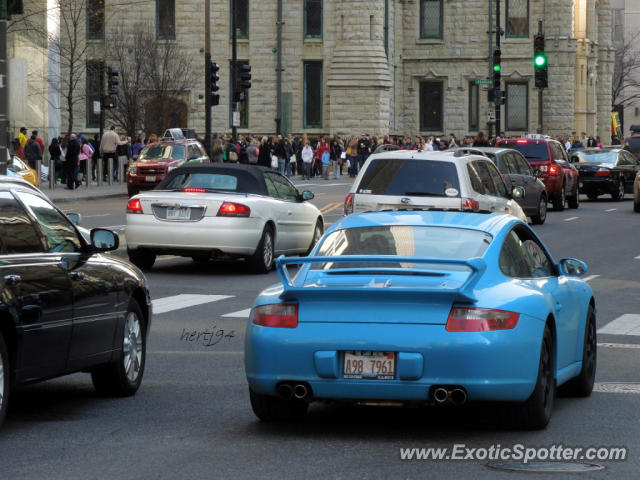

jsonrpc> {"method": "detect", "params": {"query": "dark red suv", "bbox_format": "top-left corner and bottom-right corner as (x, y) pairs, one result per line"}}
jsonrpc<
(497, 136), (579, 211)
(126, 138), (210, 196)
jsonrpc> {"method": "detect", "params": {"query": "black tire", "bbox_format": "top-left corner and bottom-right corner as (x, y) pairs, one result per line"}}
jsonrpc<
(0, 333), (9, 429)
(634, 197), (640, 213)
(531, 194), (547, 225)
(552, 185), (565, 211)
(559, 305), (596, 397)
(587, 193), (598, 200)
(249, 388), (308, 421)
(250, 225), (275, 273)
(91, 299), (146, 397)
(611, 179), (625, 201)
(306, 219), (323, 255)
(128, 249), (156, 271)
(567, 190), (579, 209)
(509, 325), (555, 430)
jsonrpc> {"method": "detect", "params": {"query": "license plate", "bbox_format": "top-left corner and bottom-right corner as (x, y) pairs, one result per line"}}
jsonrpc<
(166, 207), (191, 220)
(145, 176), (156, 182)
(343, 351), (395, 380)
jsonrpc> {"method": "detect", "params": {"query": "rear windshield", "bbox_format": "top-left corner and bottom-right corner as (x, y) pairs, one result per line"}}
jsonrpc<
(158, 171), (261, 193)
(314, 225), (492, 269)
(575, 151), (617, 164)
(357, 159), (460, 197)
(139, 144), (186, 162)
(500, 141), (549, 161)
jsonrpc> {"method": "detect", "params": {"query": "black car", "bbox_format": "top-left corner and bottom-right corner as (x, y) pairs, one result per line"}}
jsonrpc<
(0, 181), (152, 428)
(470, 147), (548, 224)
(570, 148), (640, 200)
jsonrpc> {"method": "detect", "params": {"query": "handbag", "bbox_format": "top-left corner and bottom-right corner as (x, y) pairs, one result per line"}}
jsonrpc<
(346, 159), (351, 169)
(228, 151), (238, 162)
(289, 154), (297, 164)
(271, 155), (279, 169)
(340, 152), (346, 160)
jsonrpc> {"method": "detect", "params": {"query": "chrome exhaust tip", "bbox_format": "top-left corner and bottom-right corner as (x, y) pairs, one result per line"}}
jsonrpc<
(277, 383), (293, 400)
(293, 384), (308, 400)
(433, 387), (448, 404)
(450, 388), (467, 405)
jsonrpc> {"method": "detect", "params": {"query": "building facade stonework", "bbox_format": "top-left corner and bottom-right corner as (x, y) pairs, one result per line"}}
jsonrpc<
(8, 1), (614, 142)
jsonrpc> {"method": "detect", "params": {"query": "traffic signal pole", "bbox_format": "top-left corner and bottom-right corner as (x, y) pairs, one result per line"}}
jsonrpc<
(204, 0), (211, 155)
(536, 20), (544, 134)
(494, 0), (501, 135)
(231, 0), (237, 143)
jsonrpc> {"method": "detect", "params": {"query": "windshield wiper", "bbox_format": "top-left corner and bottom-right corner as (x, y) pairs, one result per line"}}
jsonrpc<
(403, 192), (446, 197)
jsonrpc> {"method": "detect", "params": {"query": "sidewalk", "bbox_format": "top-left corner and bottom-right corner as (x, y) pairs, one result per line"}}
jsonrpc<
(41, 182), (128, 204)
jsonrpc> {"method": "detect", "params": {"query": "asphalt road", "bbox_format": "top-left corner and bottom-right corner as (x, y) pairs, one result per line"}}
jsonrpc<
(2, 180), (640, 479)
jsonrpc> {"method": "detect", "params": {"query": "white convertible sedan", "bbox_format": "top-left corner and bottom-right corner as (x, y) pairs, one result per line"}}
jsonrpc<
(125, 164), (324, 272)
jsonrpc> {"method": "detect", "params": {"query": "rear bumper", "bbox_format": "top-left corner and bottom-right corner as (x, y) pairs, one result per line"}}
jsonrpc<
(579, 177), (615, 194)
(245, 314), (545, 402)
(126, 214), (264, 255)
(541, 174), (562, 197)
(127, 173), (167, 188)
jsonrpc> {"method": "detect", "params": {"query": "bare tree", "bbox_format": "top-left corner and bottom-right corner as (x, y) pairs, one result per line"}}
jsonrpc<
(612, 31), (640, 108)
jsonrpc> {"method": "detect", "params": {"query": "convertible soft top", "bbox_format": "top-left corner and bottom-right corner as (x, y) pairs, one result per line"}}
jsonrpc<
(156, 163), (269, 195)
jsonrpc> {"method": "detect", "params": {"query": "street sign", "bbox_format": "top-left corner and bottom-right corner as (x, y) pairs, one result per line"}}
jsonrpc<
(232, 111), (240, 127)
(93, 100), (101, 115)
(488, 110), (496, 121)
(475, 79), (492, 85)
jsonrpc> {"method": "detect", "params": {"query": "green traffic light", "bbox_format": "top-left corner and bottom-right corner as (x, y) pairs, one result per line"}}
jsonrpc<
(493, 64), (501, 72)
(534, 55), (546, 67)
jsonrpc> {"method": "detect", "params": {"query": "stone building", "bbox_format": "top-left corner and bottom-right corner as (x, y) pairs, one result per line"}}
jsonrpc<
(8, 1), (615, 142)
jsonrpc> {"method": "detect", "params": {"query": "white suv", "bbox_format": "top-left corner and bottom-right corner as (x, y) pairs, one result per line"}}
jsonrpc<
(343, 149), (527, 222)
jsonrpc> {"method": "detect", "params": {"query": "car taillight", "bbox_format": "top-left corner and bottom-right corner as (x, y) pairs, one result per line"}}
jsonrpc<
(595, 168), (610, 177)
(217, 202), (250, 217)
(548, 165), (559, 175)
(184, 187), (206, 193)
(446, 307), (519, 332)
(461, 198), (479, 212)
(344, 193), (354, 215)
(253, 304), (298, 328)
(516, 139), (528, 144)
(126, 199), (143, 214)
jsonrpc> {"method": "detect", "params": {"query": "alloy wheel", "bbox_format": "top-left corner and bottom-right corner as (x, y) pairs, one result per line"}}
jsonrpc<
(584, 319), (597, 380)
(618, 180), (625, 200)
(540, 337), (554, 414)
(123, 311), (143, 382)
(539, 196), (547, 222)
(263, 231), (274, 269)
(0, 353), (4, 410)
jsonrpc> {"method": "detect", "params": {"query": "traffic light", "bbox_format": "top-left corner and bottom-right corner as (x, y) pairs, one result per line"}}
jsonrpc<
(107, 66), (119, 96)
(488, 87), (495, 103)
(210, 62), (220, 106)
(238, 63), (251, 90)
(534, 34), (548, 88)
(493, 49), (501, 105)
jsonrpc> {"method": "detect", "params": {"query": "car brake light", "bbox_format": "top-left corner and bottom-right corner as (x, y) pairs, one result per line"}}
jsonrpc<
(217, 202), (250, 217)
(184, 187), (206, 193)
(461, 198), (479, 212)
(344, 193), (354, 215)
(548, 165), (559, 175)
(253, 304), (298, 328)
(516, 139), (528, 144)
(126, 199), (143, 214)
(446, 307), (519, 332)
(595, 168), (610, 177)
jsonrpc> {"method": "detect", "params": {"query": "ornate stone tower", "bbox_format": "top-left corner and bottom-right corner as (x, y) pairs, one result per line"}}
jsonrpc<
(327, 0), (391, 136)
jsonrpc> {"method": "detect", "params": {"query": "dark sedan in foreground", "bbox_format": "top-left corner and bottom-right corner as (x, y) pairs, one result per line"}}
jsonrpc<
(0, 181), (152, 428)
(571, 148), (640, 201)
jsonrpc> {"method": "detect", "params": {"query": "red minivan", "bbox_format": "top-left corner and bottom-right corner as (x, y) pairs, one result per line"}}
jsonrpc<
(126, 139), (210, 196)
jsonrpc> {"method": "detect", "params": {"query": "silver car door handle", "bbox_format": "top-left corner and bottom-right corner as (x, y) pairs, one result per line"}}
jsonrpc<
(3, 274), (21, 286)
(287, 211), (293, 215)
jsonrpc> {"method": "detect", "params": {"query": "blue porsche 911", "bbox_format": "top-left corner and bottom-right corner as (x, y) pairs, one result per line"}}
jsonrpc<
(244, 210), (597, 429)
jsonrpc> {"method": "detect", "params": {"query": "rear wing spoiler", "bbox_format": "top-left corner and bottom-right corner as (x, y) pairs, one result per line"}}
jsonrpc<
(275, 255), (486, 303)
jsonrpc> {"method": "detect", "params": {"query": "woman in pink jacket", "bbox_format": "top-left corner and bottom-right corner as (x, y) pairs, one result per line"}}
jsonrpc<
(77, 137), (94, 186)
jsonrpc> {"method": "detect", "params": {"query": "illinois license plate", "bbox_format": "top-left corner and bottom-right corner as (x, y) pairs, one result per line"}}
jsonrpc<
(343, 351), (395, 380)
(166, 207), (191, 220)
(145, 176), (156, 182)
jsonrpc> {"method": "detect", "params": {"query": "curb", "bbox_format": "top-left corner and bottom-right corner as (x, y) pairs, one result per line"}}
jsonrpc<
(51, 192), (128, 205)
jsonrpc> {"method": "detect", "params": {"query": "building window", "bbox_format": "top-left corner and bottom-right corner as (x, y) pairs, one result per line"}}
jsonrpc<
(303, 61), (323, 128)
(613, 9), (624, 44)
(420, 0), (443, 39)
(157, 0), (175, 40)
(230, 60), (249, 129)
(86, 61), (103, 128)
(506, 0), (528, 37)
(419, 81), (443, 131)
(505, 82), (528, 131)
(232, 0), (249, 39)
(87, 0), (104, 40)
(469, 82), (479, 132)
(304, 0), (322, 39)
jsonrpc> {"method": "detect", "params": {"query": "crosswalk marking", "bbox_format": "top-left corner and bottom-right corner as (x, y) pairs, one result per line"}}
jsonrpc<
(152, 294), (233, 315)
(222, 308), (252, 318)
(605, 208), (617, 212)
(583, 274), (600, 282)
(597, 314), (640, 336)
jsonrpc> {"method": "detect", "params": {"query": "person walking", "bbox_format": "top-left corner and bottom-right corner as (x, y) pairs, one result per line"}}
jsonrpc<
(77, 137), (93, 187)
(301, 140), (314, 181)
(99, 126), (119, 181)
(24, 132), (43, 169)
(18, 127), (28, 149)
(348, 136), (359, 177)
(258, 136), (271, 167)
(472, 131), (490, 147)
(246, 138), (259, 165)
(330, 135), (343, 179)
(48, 138), (63, 183)
(64, 134), (80, 189)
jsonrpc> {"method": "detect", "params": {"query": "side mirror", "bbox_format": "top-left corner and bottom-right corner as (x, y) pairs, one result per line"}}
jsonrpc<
(511, 186), (525, 200)
(67, 212), (82, 225)
(189, 154), (199, 161)
(90, 228), (119, 252)
(301, 190), (314, 201)
(558, 258), (588, 277)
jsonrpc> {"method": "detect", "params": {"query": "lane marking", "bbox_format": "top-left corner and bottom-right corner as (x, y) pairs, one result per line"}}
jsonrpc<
(605, 208), (617, 212)
(597, 314), (640, 336)
(222, 308), (252, 318)
(635, 256), (640, 260)
(322, 202), (344, 215)
(583, 274), (600, 282)
(594, 383), (640, 394)
(564, 217), (579, 222)
(598, 342), (640, 349)
(321, 202), (342, 214)
(152, 294), (233, 314)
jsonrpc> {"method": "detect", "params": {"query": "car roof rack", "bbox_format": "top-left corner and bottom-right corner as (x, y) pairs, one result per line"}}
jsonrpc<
(452, 148), (488, 157)
(161, 128), (198, 141)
